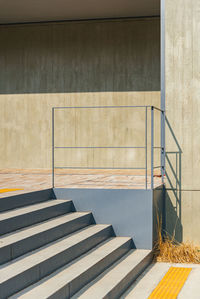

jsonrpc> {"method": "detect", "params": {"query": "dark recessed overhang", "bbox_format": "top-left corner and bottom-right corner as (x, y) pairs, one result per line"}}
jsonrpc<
(0, 0), (160, 25)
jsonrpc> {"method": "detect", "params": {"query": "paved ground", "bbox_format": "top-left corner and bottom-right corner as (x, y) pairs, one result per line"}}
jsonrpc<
(0, 169), (162, 197)
(122, 262), (200, 298)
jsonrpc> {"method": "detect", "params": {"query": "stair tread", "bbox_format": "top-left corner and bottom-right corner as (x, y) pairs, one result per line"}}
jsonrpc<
(10, 237), (131, 298)
(0, 199), (70, 221)
(0, 212), (91, 248)
(72, 249), (151, 298)
(0, 224), (111, 283)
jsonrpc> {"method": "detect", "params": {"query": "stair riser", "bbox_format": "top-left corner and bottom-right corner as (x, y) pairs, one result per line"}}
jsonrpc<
(0, 189), (55, 213)
(0, 201), (74, 236)
(48, 239), (133, 299)
(0, 226), (113, 299)
(104, 251), (153, 299)
(0, 213), (94, 265)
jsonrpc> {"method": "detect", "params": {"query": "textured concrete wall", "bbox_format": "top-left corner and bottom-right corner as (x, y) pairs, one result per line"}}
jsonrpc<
(0, 18), (160, 169)
(165, 0), (200, 244)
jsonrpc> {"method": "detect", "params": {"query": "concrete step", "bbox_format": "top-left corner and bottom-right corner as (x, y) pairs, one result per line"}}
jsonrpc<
(0, 189), (55, 213)
(0, 199), (74, 235)
(10, 237), (133, 299)
(0, 211), (94, 264)
(72, 249), (153, 299)
(0, 224), (113, 298)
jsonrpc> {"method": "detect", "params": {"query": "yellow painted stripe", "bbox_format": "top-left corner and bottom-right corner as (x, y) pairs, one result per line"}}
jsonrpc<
(148, 267), (192, 299)
(0, 188), (23, 193)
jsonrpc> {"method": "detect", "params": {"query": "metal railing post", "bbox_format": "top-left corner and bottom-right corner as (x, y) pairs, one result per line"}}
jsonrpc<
(161, 0), (166, 186)
(52, 108), (55, 188)
(145, 107), (148, 189)
(161, 110), (165, 184)
(151, 106), (154, 189)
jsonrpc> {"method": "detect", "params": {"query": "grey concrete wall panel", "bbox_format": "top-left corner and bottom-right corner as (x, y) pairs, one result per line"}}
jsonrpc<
(0, 18), (160, 169)
(54, 187), (164, 249)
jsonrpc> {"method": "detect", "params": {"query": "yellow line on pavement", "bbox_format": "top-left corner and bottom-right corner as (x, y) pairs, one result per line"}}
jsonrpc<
(0, 188), (23, 193)
(148, 267), (192, 299)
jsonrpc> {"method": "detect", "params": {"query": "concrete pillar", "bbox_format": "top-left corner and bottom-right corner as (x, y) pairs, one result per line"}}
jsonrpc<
(165, 0), (200, 244)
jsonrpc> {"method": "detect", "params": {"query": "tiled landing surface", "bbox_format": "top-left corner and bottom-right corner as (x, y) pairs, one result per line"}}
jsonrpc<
(0, 169), (162, 198)
(122, 262), (200, 299)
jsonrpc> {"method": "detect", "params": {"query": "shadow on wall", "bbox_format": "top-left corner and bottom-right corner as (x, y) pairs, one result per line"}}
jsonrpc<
(0, 18), (160, 94)
(164, 117), (183, 243)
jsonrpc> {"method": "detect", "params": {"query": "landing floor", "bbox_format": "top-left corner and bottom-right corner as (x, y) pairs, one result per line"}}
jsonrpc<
(0, 169), (162, 198)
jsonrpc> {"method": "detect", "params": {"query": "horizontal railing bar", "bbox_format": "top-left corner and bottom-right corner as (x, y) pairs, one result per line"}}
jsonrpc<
(61, 183), (147, 187)
(52, 105), (164, 111)
(153, 166), (162, 169)
(154, 146), (164, 149)
(54, 146), (145, 149)
(55, 167), (146, 170)
(53, 105), (148, 109)
(55, 173), (149, 176)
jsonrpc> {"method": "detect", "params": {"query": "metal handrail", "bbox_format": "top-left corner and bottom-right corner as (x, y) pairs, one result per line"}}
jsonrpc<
(53, 105), (164, 110)
(52, 105), (165, 189)
(55, 146), (145, 149)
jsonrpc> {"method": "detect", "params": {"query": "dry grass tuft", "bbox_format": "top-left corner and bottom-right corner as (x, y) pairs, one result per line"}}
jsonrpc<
(154, 215), (200, 264)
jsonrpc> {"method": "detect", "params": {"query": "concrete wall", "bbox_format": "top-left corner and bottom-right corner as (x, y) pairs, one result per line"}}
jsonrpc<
(165, 0), (200, 244)
(0, 18), (160, 169)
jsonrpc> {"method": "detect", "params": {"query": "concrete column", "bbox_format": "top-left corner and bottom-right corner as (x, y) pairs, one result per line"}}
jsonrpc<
(165, 0), (200, 244)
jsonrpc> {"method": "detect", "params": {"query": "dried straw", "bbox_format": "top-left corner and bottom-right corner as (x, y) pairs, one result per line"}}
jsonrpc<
(154, 215), (200, 264)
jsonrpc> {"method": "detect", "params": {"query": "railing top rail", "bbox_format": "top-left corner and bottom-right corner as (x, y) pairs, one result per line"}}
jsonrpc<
(52, 105), (164, 112)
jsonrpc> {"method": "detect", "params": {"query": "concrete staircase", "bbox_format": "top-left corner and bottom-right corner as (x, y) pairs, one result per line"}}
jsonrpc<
(0, 195), (152, 298)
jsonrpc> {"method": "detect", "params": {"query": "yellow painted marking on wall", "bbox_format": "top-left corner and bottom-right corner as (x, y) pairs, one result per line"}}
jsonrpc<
(148, 267), (192, 299)
(0, 188), (23, 193)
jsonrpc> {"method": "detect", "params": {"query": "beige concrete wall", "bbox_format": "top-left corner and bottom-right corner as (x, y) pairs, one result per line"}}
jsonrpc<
(0, 18), (160, 169)
(165, 0), (200, 244)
